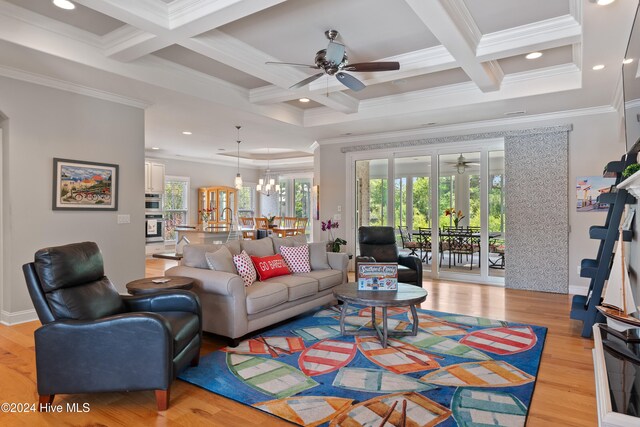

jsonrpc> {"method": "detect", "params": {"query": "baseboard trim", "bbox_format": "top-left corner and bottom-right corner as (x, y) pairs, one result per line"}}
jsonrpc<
(0, 309), (37, 326)
(569, 285), (587, 296)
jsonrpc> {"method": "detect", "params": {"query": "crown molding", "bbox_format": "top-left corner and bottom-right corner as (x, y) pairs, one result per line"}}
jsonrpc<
(102, 25), (158, 58)
(151, 152), (313, 169)
(320, 105), (613, 146)
(0, 0), (102, 48)
(0, 64), (150, 109)
(476, 15), (581, 61)
(625, 99), (640, 109)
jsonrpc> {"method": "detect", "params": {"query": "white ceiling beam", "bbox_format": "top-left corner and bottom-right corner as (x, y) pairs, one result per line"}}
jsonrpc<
(303, 64), (581, 127)
(404, 0), (503, 92)
(476, 15), (581, 61)
(183, 30), (360, 113)
(79, 0), (287, 62)
(0, 2), (303, 126)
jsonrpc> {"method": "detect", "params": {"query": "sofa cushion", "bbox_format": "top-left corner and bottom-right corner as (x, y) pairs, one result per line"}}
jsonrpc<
(183, 244), (222, 269)
(245, 281), (288, 314)
(281, 245), (311, 273)
(205, 246), (237, 274)
(241, 238), (275, 257)
(272, 234), (307, 254)
(250, 254), (290, 281)
(264, 274), (318, 301)
(296, 269), (343, 291)
(309, 241), (331, 270)
(232, 250), (257, 287)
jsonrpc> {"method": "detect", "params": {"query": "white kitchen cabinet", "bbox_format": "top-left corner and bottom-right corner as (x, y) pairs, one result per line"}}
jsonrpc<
(145, 160), (165, 193)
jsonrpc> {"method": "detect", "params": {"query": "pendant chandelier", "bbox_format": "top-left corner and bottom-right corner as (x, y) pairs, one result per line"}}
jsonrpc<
(256, 148), (281, 196)
(234, 125), (243, 190)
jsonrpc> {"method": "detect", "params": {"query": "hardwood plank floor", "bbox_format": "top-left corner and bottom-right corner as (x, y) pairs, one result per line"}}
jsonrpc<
(0, 258), (596, 426)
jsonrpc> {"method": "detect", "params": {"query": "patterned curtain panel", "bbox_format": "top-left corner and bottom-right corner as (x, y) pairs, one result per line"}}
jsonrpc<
(505, 131), (569, 293)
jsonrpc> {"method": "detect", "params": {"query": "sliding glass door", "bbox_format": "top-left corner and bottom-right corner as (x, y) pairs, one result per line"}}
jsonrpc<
(349, 141), (505, 285)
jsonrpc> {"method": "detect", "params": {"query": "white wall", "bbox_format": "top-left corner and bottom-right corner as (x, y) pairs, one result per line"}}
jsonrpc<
(318, 110), (627, 294)
(0, 76), (145, 321)
(154, 157), (260, 224)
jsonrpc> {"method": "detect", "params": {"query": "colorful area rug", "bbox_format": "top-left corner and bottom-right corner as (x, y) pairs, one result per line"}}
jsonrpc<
(179, 306), (547, 426)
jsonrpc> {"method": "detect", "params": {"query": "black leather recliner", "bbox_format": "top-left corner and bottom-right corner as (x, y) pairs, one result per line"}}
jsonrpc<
(22, 241), (202, 411)
(356, 226), (423, 287)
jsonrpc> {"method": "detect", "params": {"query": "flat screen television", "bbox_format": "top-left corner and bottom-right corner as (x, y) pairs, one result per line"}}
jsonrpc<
(624, 3), (640, 153)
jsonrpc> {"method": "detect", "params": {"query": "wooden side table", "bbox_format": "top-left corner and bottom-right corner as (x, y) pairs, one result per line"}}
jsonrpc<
(126, 276), (194, 295)
(332, 282), (427, 348)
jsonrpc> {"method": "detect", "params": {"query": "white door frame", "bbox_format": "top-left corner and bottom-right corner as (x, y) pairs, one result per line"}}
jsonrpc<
(346, 138), (504, 286)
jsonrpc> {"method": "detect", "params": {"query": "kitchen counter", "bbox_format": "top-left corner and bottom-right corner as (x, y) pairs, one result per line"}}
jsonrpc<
(175, 226), (232, 244)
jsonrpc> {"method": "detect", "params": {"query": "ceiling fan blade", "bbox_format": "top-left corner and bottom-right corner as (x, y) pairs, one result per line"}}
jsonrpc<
(266, 61), (320, 69)
(344, 62), (400, 72)
(289, 72), (324, 90)
(336, 72), (365, 91)
(326, 41), (345, 65)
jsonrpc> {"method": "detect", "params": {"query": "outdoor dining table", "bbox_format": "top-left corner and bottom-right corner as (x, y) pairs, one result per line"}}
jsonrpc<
(413, 229), (502, 266)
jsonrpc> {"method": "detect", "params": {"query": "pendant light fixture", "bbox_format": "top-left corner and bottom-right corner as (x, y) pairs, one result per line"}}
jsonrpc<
(234, 125), (243, 190)
(256, 147), (281, 196)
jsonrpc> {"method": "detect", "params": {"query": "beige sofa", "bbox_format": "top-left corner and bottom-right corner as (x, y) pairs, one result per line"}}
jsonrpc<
(165, 234), (349, 344)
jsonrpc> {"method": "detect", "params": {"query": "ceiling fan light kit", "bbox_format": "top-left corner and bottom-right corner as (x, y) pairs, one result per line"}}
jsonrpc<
(266, 30), (400, 92)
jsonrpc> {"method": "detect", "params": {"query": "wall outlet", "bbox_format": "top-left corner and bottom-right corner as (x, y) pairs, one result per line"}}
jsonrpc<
(337, 205), (342, 212)
(117, 214), (130, 224)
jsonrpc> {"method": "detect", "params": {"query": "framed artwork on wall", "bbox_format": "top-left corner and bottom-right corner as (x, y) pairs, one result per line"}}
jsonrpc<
(576, 176), (616, 212)
(52, 158), (119, 211)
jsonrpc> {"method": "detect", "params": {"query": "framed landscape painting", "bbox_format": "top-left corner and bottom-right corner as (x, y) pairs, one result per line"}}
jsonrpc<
(52, 158), (119, 211)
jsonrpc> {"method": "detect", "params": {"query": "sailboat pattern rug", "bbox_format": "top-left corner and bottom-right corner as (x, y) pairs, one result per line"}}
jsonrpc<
(179, 306), (547, 426)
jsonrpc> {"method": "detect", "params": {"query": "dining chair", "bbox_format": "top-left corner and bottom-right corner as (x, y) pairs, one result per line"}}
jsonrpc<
(254, 217), (269, 230)
(397, 226), (419, 257)
(278, 216), (298, 237)
(238, 217), (256, 240)
(295, 217), (308, 235)
(417, 227), (433, 263)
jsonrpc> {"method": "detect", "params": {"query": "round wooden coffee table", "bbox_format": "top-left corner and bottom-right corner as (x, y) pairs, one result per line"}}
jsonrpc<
(332, 282), (427, 348)
(126, 276), (194, 295)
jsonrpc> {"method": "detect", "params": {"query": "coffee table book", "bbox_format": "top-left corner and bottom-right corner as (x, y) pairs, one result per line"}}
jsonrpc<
(357, 262), (398, 291)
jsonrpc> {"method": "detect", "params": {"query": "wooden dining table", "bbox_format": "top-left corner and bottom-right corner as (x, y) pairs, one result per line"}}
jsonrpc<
(272, 227), (298, 237)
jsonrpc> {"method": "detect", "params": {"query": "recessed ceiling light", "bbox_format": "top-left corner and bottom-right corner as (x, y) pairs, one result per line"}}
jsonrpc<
(52, 0), (75, 10)
(525, 52), (543, 60)
(182, 131), (192, 135)
(151, 147), (160, 150)
(299, 98), (310, 103)
(623, 58), (634, 64)
(592, 64), (606, 70)
(590, 0), (615, 5)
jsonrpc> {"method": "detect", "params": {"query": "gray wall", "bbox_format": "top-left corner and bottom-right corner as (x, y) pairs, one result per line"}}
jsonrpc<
(0, 76), (145, 319)
(318, 111), (629, 294)
(154, 157), (260, 225)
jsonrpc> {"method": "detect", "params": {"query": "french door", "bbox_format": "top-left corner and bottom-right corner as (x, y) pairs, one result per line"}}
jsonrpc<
(349, 141), (505, 285)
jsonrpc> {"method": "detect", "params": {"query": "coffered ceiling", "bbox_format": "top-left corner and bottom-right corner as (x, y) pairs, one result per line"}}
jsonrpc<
(0, 0), (636, 168)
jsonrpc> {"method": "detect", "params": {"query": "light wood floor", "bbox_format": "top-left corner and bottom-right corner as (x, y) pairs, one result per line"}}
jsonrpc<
(0, 258), (596, 426)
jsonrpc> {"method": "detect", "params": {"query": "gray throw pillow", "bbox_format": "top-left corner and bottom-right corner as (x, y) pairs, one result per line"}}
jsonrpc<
(308, 241), (331, 270)
(241, 237), (276, 257)
(204, 246), (238, 274)
(183, 244), (221, 269)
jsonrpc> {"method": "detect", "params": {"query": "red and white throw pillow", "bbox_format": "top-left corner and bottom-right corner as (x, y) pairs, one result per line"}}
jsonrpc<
(232, 250), (257, 287)
(250, 254), (291, 281)
(280, 245), (311, 273)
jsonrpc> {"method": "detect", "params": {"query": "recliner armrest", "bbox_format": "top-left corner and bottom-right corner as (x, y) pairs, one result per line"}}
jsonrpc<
(122, 290), (201, 316)
(398, 255), (423, 282)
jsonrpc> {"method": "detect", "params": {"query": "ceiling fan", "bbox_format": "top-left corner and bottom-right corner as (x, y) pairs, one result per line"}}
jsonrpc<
(446, 154), (480, 174)
(265, 30), (400, 92)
